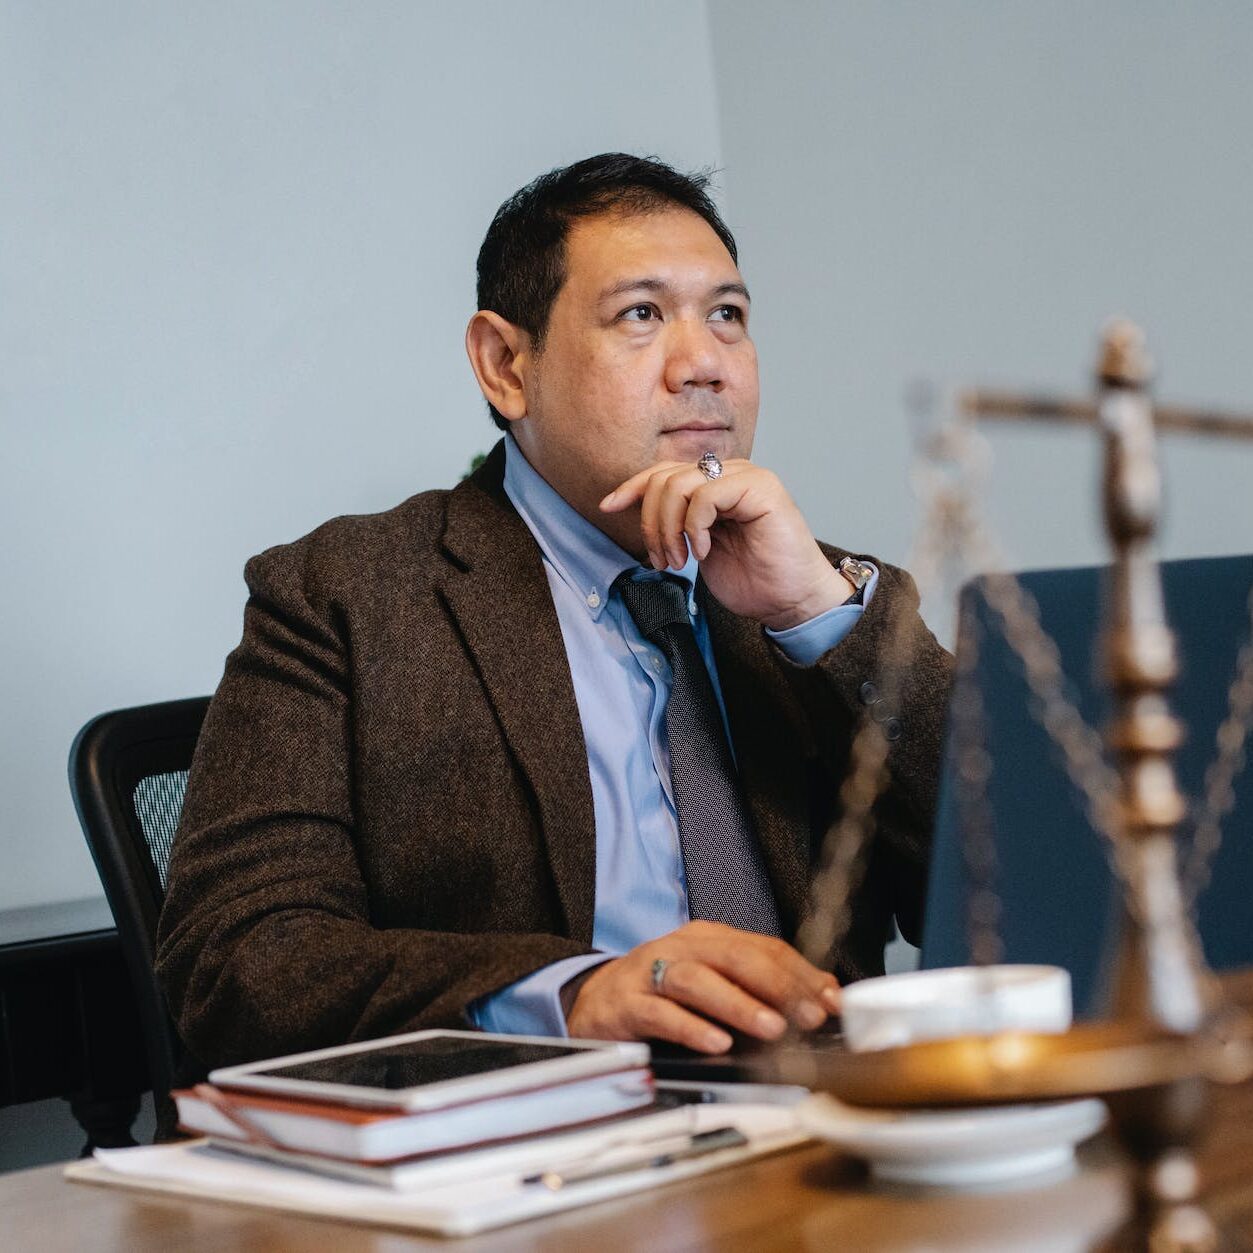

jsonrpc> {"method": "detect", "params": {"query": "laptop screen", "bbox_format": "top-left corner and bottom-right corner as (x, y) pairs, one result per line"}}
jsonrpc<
(920, 553), (1253, 1015)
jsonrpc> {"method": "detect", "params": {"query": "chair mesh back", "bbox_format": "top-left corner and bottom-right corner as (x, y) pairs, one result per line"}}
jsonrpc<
(132, 769), (190, 890)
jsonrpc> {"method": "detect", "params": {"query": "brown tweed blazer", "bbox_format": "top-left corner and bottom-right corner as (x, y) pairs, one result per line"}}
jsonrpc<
(155, 441), (952, 1069)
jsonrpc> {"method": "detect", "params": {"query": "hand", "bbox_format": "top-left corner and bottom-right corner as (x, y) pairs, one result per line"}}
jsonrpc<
(600, 459), (854, 631)
(565, 920), (842, 1052)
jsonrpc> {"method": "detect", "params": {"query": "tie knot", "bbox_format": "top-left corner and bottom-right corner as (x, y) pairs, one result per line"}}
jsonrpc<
(613, 572), (691, 644)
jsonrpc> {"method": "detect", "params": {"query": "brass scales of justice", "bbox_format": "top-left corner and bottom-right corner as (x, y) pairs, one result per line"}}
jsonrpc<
(763, 321), (1253, 1252)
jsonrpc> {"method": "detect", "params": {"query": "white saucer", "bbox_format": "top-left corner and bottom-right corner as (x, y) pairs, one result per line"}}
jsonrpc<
(799, 1093), (1107, 1189)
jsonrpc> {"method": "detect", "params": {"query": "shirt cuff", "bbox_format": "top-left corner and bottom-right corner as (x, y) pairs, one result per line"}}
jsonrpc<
(765, 565), (879, 667)
(468, 953), (613, 1038)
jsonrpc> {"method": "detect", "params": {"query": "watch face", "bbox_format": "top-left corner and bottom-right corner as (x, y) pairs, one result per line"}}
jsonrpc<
(841, 558), (872, 589)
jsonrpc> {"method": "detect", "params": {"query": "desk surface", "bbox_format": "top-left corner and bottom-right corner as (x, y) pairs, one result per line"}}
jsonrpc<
(9, 971), (1253, 1253)
(5, 1139), (1140, 1252)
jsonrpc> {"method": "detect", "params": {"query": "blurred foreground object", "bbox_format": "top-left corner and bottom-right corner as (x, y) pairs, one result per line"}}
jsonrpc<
(782, 321), (1253, 1252)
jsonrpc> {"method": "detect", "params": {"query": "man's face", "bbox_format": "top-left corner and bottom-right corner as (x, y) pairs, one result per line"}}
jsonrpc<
(511, 207), (759, 554)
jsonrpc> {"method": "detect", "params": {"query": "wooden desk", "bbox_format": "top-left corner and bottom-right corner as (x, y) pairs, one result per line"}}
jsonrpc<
(7, 972), (1253, 1252)
(5, 1139), (1138, 1252)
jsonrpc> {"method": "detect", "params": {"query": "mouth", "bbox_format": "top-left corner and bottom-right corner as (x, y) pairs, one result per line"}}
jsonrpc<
(662, 422), (730, 435)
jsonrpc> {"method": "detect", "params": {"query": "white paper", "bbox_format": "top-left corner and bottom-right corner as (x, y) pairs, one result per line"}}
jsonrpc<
(75, 1104), (806, 1237)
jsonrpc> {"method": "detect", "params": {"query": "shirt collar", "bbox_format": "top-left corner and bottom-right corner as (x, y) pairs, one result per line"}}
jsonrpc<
(502, 433), (699, 620)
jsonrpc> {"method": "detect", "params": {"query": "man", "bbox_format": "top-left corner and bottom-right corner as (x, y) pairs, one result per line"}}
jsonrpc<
(156, 154), (951, 1070)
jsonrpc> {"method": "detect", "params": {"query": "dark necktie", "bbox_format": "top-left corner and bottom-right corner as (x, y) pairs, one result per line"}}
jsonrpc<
(613, 572), (783, 937)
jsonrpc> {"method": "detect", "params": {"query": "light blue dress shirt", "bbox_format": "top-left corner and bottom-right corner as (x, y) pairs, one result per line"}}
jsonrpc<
(469, 435), (878, 1036)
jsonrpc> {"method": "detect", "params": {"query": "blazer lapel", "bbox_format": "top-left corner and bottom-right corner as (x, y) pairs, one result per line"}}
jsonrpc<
(703, 589), (815, 935)
(435, 446), (596, 943)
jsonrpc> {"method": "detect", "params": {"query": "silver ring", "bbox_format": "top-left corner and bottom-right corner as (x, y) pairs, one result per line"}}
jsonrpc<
(650, 957), (669, 995)
(696, 450), (723, 481)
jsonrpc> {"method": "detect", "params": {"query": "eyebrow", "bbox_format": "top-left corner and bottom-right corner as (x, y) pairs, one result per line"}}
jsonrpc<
(598, 277), (752, 303)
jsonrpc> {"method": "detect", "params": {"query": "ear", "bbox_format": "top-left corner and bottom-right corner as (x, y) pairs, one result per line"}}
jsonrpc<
(465, 311), (532, 422)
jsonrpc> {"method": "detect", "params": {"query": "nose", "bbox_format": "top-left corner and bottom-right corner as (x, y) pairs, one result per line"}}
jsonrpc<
(662, 316), (724, 395)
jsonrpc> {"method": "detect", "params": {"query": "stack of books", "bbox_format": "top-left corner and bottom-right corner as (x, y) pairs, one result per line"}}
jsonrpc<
(69, 1030), (807, 1235)
(173, 1029), (657, 1185)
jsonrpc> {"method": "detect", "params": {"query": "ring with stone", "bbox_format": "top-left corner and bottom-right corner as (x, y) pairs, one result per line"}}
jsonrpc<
(650, 957), (669, 995)
(697, 450), (723, 481)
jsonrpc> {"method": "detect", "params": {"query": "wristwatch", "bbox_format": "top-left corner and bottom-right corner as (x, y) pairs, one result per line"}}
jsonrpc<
(838, 556), (875, 606)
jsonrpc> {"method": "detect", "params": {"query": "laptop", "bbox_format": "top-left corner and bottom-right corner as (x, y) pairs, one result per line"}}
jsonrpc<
(920, 553), (1253, 1016)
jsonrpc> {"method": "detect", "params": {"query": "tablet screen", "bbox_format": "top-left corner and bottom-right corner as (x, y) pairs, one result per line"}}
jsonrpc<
(244, 1037), (588, 1091)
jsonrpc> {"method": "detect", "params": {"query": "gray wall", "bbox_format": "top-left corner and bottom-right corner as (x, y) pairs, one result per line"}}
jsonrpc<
(711, 1), (1253, 591)
(0, 1), (722, 912)
(5, 2), (1253, 913)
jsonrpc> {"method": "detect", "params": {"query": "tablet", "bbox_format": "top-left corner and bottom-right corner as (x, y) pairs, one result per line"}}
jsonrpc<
(208, 1030), (651, 1112)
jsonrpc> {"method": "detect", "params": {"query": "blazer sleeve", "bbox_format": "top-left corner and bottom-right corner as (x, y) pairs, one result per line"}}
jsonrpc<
(154, 539), (594, 1069)
(772, 554), (953, 950)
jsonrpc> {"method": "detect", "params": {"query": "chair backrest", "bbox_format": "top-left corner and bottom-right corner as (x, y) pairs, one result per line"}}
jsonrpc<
(921, 553), (1253, 1016)
(69, 697), (210, 1105)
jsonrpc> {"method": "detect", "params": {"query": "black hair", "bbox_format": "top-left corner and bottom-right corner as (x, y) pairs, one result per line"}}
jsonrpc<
(475, 152), (738, 430)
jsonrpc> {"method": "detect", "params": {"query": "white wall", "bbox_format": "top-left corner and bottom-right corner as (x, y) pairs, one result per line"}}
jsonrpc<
(710, 2), (1253, 598)
(7, 3), (1253, 914)
(0, 1), (723, 911)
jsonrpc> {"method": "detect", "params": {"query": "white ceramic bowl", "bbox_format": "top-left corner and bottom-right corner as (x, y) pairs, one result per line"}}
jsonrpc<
(840, 964), (1072, 1053)
(798, 1093), (1107, 1190)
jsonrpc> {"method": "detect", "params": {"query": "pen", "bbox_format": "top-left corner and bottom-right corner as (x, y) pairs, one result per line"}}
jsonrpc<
(525, 1126), (749, 1191)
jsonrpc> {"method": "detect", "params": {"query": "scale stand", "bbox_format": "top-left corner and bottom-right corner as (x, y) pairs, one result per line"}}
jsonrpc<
(772, 322), (1253, 1251)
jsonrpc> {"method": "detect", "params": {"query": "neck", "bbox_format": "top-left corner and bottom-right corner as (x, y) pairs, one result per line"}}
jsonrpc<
(508, 434), (649, 563)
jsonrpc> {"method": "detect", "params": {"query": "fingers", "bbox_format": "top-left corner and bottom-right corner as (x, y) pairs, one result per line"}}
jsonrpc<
(656, 471), (759, 567)
(629, 993), (735, 1053)
(677, 922), (841, 1028)
(599, 461), (687, 514)
(659, 959), (788, 1040)
(680, 477), (753, 562)
(571, 995), (732, 1053)
(566, 926), (841, 1049)
(719, 944), (838, 1029)
(601, 460), (756, 571)
(643, 465), (703, 570)
(567, 963), (735, 1052)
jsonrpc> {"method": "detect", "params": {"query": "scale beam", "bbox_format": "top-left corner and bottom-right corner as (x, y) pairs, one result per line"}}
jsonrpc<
(957, 387), (1253, 441)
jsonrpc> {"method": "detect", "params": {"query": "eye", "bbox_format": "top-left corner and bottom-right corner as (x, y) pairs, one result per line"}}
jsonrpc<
(710, 304), (745, 324)
(620, 303), (660, 322)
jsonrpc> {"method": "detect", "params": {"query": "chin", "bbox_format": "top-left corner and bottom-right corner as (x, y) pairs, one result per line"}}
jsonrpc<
(659, 427), (736, 460)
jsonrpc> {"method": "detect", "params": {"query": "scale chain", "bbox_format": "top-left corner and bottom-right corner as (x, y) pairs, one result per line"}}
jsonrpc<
(927, 414), (1253, 921)
(799, 406), (1253, 971)
(1185, 581), (1253, 908)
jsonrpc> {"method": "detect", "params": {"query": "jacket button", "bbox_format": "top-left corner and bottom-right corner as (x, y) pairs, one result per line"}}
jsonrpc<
(859, 681), (879, 706)
(883, 716), (903, 742)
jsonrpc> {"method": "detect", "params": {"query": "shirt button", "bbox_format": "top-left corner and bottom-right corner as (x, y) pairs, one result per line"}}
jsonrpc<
(586, 590), (601, 608)
(859, 681), (880, 706)
(651, 656), (664, 672)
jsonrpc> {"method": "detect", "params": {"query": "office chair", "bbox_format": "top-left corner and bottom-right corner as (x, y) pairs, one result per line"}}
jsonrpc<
(69, 697), (210, 1129)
